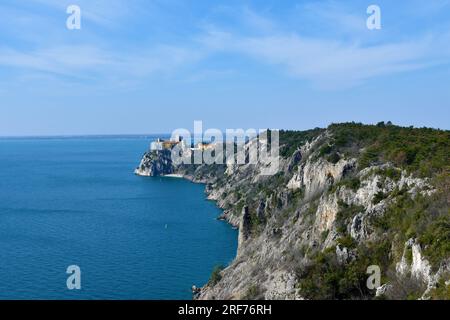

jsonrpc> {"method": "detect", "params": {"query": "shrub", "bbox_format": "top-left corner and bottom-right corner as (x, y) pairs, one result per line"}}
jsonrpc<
(329, 123), (450, 176)
(336, 201), (365, 235)
(373, 191), (388, 205)
(297, 240), (393, 300)
(371, 185), (449, 272)
(319, 144), (333, 156)
(243, 284), (264, 300)
(383, 270), (428, 300)
(384, 168), (402, 181)
(337, 235), (357, 249)
(208, 265), (225, 285)
(327, 152), (341, 164)
(297, 247), (373, 300)
(429, 278), (450, 300)
(419, 216), (450, 271)
(279, 129), (325, 158)
(347, 177), (361, 191)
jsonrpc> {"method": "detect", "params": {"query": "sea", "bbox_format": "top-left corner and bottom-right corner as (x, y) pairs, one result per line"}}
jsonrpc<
(0, 136), (237, 299)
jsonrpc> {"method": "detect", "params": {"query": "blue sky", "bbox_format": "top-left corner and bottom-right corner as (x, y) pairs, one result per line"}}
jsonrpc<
(0, 0), (449, 136)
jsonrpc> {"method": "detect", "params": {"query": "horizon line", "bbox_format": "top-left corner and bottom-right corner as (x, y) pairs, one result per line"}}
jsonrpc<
(0, 121), (448, 139)
(0, 133), (172, 139)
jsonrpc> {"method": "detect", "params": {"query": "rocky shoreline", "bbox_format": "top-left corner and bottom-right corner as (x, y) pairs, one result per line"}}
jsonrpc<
(135, 124), (450, 300)
(135, 150), (241, 228)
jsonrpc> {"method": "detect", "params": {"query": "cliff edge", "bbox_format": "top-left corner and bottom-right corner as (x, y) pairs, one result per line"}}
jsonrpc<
(136, 122), (450, 300)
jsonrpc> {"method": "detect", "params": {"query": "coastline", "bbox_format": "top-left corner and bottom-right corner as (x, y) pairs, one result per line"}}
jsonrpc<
(135, 167), (239, 228)
(134, 168), (240, 290)
(134, 123), (450, 300)
(163, 174), (184, 178)
(181, 174), (241, 229)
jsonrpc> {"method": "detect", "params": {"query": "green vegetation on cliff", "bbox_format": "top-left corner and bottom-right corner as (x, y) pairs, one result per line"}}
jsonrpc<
(279, 128), (325, 158)
(142, 122), (449, 300)
(327, 122), (449, 176)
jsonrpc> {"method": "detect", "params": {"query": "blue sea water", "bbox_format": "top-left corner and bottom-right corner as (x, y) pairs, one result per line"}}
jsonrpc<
(0, 136), (237, 300)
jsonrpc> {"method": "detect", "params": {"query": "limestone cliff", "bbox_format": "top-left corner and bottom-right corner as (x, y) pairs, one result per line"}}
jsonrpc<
(136, 123), (450, 300)
(135, 150), (174, 176)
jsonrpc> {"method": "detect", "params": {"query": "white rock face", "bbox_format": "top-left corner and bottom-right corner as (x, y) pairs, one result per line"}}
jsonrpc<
(394, 239), (450, 299)
(202, 159), (436, 299)
(339, 166), (432, 242)
(396, 257), (410, 277)
(134, 155), (152, 176)
(350, 213), (370, 241)
(336, 245), (350, 264)
(287, 158), (357, 199)
(396, 239), (414, 276)
(291, 161), (434, 245)
(376, 284), (393, 297)
(264, 271), (301, 300)
(396, 239), (437, 288)
(224, 136), (283, 180)
(225, 163), (237, 176)
(411, 243), (433, 283)
(352, 174), (383, 209)
(134, 167), (151, 176)
(399, 174), (434, 197)
(136, 129), (443, 301)
(314, 193), (339, 234)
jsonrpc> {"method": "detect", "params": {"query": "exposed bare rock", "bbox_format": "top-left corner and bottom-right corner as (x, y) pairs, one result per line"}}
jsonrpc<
(238, 206), (252, 254)
(395, 239), (450, 299)
(135, 125), (448, 300)
(314, 193), (339, 235)
(134, 150), (174, 176)
(287, 158), (357, 199)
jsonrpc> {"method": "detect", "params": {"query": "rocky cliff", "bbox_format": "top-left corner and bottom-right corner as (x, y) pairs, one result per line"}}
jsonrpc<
(135, 149), (174, 176)
(136, 123), (450, 300)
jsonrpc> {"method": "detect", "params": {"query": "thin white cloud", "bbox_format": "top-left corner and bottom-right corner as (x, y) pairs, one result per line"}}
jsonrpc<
(196, 6), (450, 89)
(0, 0), (203, 87)
(0, 45), (113, 77)
(0, 43), (203, 85)
(293, 1), (368, 36)
(1, 3), (450, 91)
(241, 6), (277, 33)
